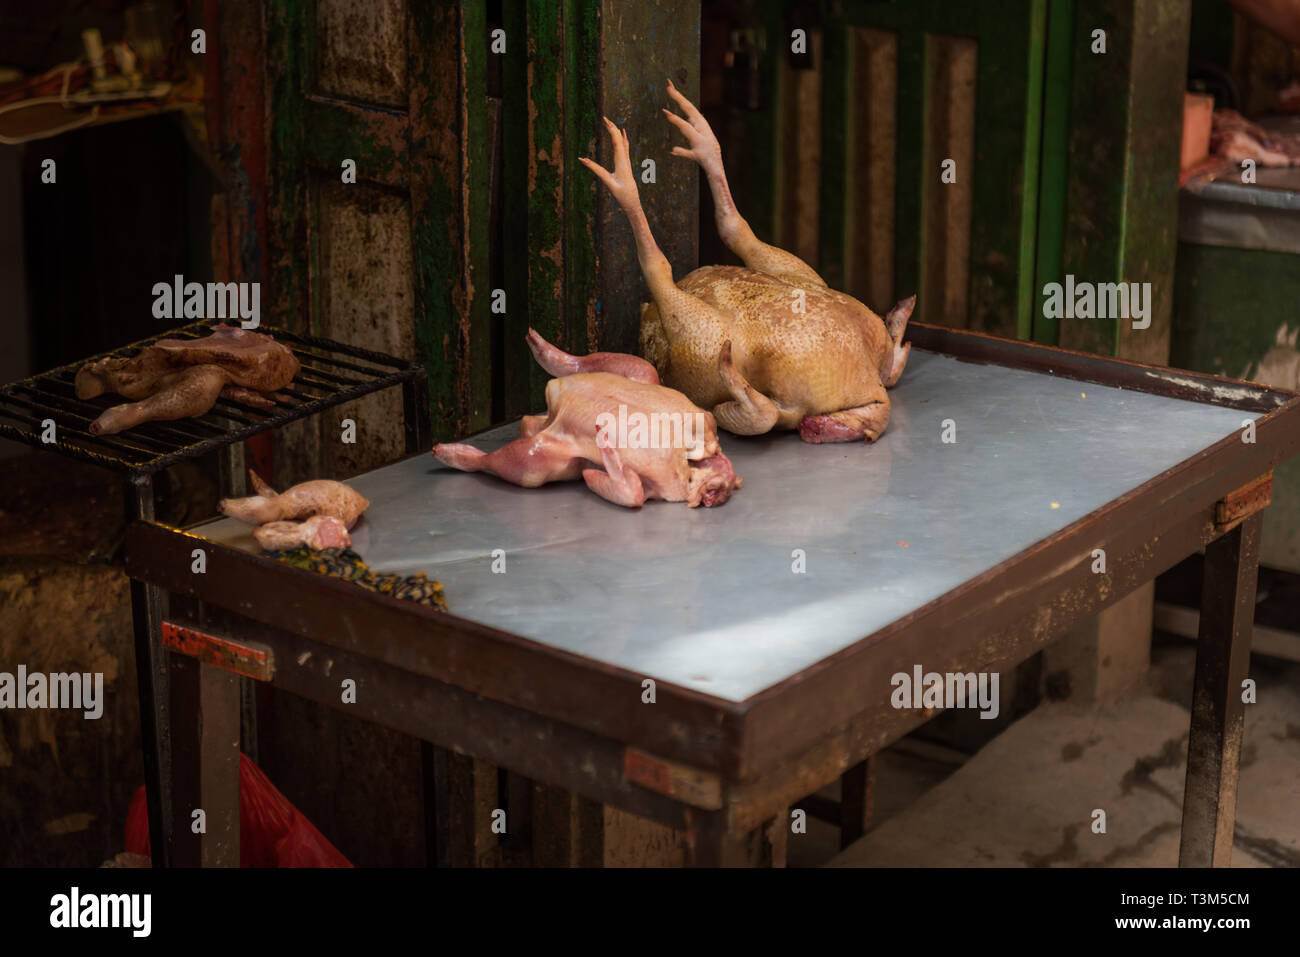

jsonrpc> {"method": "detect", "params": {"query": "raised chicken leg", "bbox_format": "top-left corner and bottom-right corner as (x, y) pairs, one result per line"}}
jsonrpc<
(579, 118), (732, 356)
(664, 79), (826, 289)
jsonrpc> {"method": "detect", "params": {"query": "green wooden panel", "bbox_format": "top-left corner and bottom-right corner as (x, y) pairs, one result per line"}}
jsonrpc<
(499, 0), (600, 419)
(411, 3), (464, 437)
(265, 0), (310, 333)
(522, 0), (567, 411)
(969, 1), (1045, 340)
(1171, 242), (1300, 573)
(892, 27), (925, 315)
(595, 0), (701, 356)
(267, 0), (492, 441)
(455, 0), (492, 434)
(500, 0), (530, 415)
(1031, 0), (1075, 345)
(824, 0), (1047, 339)
(562, 0), (600, 357)
(300, 100), (406, 186)
(748, 0), (784, 258)
(1058, 0), (1189, 363)
(817, 16), (849, 290)
(703, 0), (782, 270)
(1171, 244), (1300, 378)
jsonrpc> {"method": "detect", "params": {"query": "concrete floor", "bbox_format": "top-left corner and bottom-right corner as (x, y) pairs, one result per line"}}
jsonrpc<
(790, 637), (1300, 868)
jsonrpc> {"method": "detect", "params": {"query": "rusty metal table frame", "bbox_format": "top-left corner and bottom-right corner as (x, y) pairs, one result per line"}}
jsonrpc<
(124, 324), (1300, 867)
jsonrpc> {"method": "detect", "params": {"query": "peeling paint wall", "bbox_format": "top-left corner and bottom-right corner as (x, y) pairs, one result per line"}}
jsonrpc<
(315, 182), (416, 477)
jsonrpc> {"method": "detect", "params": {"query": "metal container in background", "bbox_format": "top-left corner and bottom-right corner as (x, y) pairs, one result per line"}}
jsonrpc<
(1173, 120), (1300, 573)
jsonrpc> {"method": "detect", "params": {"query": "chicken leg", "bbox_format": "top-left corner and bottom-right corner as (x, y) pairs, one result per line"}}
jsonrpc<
(582, 435), (646, 507)
(434, 432), (585, 488)
(90, 365), (230, 435)
(713, 340), (780, 435)
(580, 117), (732, 350)
(664, 80), (826, 289)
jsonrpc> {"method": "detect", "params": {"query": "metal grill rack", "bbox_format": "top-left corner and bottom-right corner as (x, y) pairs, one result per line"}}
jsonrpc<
(0, 320), (430, 868)
(0, 321), (428, 473)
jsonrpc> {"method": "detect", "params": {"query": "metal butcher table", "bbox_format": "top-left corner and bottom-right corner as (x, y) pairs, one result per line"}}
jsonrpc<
(124, 324), (1300, 866)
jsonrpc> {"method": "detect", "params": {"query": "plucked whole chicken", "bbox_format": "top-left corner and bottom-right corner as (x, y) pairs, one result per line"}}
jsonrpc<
(581, 81), (915, 444)
(433, 330), (742, 508)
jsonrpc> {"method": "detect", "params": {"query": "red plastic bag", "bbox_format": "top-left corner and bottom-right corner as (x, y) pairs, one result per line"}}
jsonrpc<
(125, 753), (352, 867)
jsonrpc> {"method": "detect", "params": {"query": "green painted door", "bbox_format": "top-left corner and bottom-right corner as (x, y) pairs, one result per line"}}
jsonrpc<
(819, 0), (1050, 339)
(265, 0), (490, 465)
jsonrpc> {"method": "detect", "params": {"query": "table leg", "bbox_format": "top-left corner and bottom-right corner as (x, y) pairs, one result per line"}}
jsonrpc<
(421, 742), (441, 867)
(686, 810), (787, 867)
(216, 443), (260, 766)
(840, 758), (876, 849)
(405, 372), (439, 864)
(531, 780), (602, 866)
(1178, 514), (1261, 868)
(169, 654), (241, 867)
(127, 474), (172, 867)
(428, 749), (501, 867)
(402, 372), (432, 453)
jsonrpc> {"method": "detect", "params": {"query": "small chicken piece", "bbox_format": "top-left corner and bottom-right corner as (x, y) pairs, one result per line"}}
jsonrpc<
(218, 469), (370, 527)
(254, 516), (352, 551)
(581, 82), (914, 443)
(433, 331), (741, 508)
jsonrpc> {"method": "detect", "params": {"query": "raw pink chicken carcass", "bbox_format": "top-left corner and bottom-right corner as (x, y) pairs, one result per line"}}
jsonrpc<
(433, 330), (742, 508)
(75, 325), (300, 435)
(218, 469), (370, 549)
